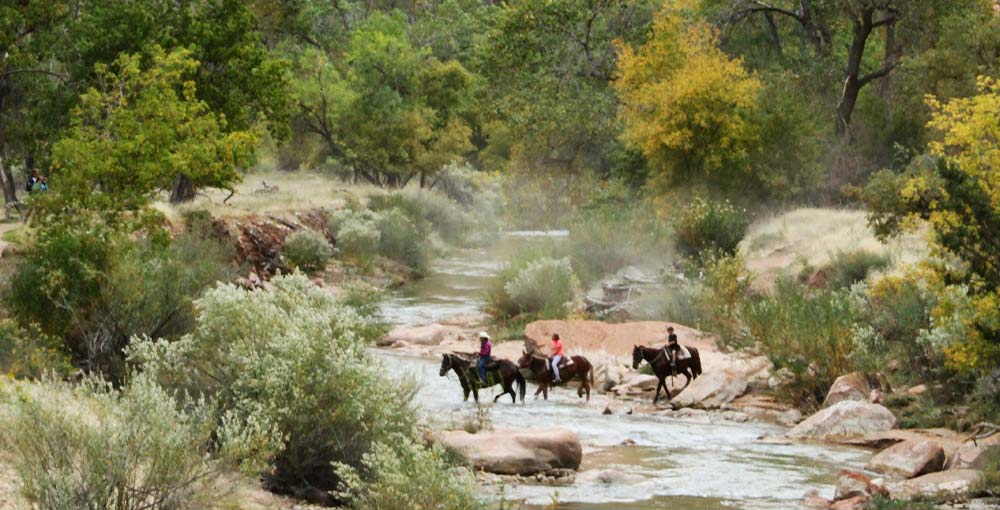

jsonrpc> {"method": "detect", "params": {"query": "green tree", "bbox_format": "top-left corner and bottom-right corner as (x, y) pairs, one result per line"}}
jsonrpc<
(293, 12), (473, 187)
(47, 47), (256, 215)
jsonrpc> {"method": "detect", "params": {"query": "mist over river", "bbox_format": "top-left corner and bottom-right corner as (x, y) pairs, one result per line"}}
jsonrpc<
(380, 232), (869, 510)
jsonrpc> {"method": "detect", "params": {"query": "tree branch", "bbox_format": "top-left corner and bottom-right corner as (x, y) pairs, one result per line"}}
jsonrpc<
(859, 61), (897, 86)
(0, 68), (69, 83)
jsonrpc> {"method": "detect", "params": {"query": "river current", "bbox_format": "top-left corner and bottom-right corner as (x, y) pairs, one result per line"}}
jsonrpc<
(380, 232), (869, 510)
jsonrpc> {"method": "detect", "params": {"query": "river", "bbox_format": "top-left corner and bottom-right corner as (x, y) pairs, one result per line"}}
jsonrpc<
(380, 232), (869, 510)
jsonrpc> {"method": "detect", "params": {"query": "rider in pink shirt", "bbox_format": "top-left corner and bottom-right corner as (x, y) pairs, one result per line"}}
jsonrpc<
(551, 334), (564, 383)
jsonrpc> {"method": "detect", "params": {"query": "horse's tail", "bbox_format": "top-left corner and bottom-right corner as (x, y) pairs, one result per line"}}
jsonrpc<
(589, 360), (595, 387)
(515, 371), (526, 403)
(691, 347), (702, 379)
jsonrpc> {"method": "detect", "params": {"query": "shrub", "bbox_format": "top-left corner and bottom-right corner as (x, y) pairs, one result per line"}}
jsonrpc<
(0, 319), (72, 379)
(333, 212), (381, 264)
(283, 229), (333, 272)
(7, 217), (234, 381)
(824, 249), (892, 288)
(339, 281), (389, 343)
(0, 375), (221, 510)
(368, 190), (476, 246)
(375, 208), (429, 274)
(129, 274), (419, 499)
(504, 257), (580, 319)
(974, 444), (1000, 496)
(337, 437), (482, 510)
(674, 198), (750, 259)
(735, 279), (865, 408)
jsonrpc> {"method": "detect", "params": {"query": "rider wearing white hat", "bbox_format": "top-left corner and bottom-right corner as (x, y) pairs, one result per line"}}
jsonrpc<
(477, 331), (492, 384)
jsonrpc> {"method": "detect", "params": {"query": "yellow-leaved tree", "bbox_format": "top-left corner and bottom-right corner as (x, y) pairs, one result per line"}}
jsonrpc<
(614, 0), (761, 193)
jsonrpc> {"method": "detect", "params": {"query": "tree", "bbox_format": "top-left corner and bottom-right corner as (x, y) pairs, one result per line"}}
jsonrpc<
(862, 77), (1000, 372)
(615, 0), (762, 192)
(292, 12), (473, 187)
(476, 0), (656, 173)
(47, 47), (256, 216)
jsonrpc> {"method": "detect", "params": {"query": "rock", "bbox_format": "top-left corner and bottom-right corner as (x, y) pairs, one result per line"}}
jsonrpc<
(867, 439), (945, 479)
(907, 384), (928, 396)
(378, 323), (463, 347)
(576, 469), (642, 485)
(823, 372), (871, 408)
(426, 428), (582, 475)
(721, 411), (751, 423)
(440, 313), (490, 329)
(875, 469), (981, 500)
(869, 389), (884, 404)
(835, 470), (887, 502)
(830, 496), (868, 510)
(671, 369), (748, 409)
(801, 489), (832, 510)
(886, 359), (902, 372)
(611, 374), (660, 395)
(786, 401), (897, 441)
(602, 399), (633, 415)
(949, 445), (997, 470)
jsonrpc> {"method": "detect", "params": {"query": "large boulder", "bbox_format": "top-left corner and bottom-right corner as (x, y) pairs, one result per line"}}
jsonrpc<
(671, 368), (748, 409)
(949, 444), (998, 470)
(786, 401), (896, 441)
(823, 372), (871, 407)
(377, 323), (464, 346)
(874, 469), (981, 500)
(426, 428), (582, 475)
(835, 470), (885, 500)
(611, 374), (660, 395)
(866, 439), (945, 479)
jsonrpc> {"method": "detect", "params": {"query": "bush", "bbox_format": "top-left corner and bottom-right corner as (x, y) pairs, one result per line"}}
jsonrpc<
(129, 274), (419, 499)
(0, 319), (72, 379)
(504, 257), (580, 319)
(337, 438), (482, 510)
(375, 208), (429, 274)
(368, 190), (476, 246)
(339, 281), (389, 343)
(331, 211), (381, 264)
(7, 217), (234, 381)
(283, 229), (333, 272)
(674, 198), (750, 259)
(824, 249), (892, 288)
(733, 279), (865, 408)
(975, 444), (1000, 496)
(0, 375), (222, 510)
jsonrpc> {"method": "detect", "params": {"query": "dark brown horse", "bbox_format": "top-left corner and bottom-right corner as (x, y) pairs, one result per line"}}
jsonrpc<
(516, 350), (594, 402)
(439, 353), (525, 404)
(631, 344), (702, 404)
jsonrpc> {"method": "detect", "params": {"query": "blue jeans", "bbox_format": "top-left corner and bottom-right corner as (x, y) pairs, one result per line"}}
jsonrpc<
(552, 355), (562, 381)
(477, 356), (491, 382)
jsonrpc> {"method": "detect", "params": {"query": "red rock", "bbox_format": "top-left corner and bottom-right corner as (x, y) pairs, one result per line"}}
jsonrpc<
(823, 372), (871, 407)
(866, 439), (945, 478)
(830, 496), (868, 510)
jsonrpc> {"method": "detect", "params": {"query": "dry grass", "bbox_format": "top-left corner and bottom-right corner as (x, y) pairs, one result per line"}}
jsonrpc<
(740, 208), (928, 289)
(152, 171), (385, 222)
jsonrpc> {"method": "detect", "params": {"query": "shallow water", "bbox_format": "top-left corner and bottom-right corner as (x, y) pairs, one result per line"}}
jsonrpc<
(380, 233), (869, 509)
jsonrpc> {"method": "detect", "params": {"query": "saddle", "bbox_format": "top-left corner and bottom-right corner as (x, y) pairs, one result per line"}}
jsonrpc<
(544, 357), (573, 371)
(663, 345), (690, 360)
(485, 360), (500, 370)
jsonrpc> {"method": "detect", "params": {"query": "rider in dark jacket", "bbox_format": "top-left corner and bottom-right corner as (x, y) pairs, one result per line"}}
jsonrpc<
(666, 326), (681, 370)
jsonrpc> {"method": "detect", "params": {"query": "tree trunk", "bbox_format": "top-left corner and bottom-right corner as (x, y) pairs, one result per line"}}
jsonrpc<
(0, 146), (17, 205)
(169, 173), (196, 203)
(764, 11), (783, 55)
(836, 9), (874, 136)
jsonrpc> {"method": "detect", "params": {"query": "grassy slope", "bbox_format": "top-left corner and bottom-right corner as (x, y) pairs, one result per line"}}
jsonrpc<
(740, 208), (928, 289)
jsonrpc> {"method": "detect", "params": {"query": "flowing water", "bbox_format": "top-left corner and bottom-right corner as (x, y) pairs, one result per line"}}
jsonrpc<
(380, 232), (869, 510)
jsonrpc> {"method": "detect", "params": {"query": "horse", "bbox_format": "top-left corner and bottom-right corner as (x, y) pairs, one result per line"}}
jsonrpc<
(439, 353), (525, 404)
(516, 350), (594, 402)
(631, 344), (702, 404)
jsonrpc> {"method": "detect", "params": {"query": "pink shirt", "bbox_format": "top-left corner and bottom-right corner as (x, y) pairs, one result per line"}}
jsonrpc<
(552, 339), (564, 356)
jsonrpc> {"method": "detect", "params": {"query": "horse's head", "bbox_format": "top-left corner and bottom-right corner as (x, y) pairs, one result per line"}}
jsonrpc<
(517, 349), (531, 369)
(439, 354), (451, 377)
(632, 345), (643, 370)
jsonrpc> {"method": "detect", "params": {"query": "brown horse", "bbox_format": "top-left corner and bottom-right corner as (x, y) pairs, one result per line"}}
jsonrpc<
(516, 350), (594, 402)
(439, 353), (525, 404)
(631, 344), (702, 404)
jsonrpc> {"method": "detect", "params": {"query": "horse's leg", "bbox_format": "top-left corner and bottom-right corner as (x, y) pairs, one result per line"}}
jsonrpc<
(533, 385), (543, 400)
(681, 369), (692, 390)
(462, 385), (470, 402)
(473, 387), (480, 404)
(653, 378), (663, 404)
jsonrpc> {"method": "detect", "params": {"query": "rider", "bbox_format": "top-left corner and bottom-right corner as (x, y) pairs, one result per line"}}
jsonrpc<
(666, 326), (681, 370)
(477, 332), (492, 384)
(550, 333), (564, 383)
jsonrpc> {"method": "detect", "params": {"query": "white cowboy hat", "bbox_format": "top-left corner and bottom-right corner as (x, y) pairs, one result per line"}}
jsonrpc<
(478, 331), (491, 341)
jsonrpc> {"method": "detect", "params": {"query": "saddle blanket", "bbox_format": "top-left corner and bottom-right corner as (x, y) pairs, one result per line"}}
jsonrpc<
(545, 357), (573, 371)
(666, 346), (691, 360)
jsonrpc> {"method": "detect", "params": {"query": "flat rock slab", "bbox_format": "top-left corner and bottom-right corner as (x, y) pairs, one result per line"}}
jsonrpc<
(671, 368), (748, 409)
(378, 323), (464, 346)
(866, 439), (945, 478)
(427, 428), (582, 476)
(786, 401), (896, 441)
(875, 469), (981, 500)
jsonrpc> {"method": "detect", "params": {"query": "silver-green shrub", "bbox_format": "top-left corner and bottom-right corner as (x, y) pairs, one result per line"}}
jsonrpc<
(0, 375), (220, 510)
(333, 211), (381, 263)
(129, 274), (419, 499)
(282, 229), (333, 272)
(336, 436), (482, 510)
(503, 256), (580, 318)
